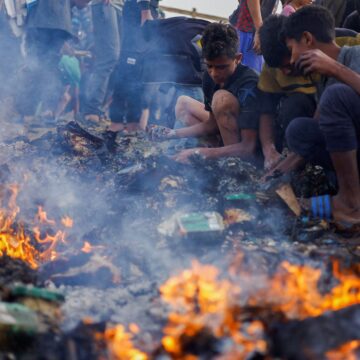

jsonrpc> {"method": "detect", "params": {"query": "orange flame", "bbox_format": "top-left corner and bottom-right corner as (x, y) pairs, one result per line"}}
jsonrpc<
(158, 259), (360, 359)
(81, 241), (105, 254)
(81, 241), (93, 253)
(0, 184), (73, 269)
(160, 261), (266, 358)
(36, 206), (56, 226)
(104, 325), (148, 360)
(251, 260), (360, 319)
(326, 340), (360, 360)
(61, 216), (73, 228)
(104, 258), (360, 359)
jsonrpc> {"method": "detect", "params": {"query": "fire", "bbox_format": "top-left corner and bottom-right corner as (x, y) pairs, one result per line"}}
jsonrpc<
(36, 206), (56, 226)
(104, 259), (360, 359)
(160, 261), (266, 359)
(253, 260), (360, 319)
(0, 184), (73, 268)
(81, 241), (105, 254)
(158, 259), (359, 358)
(326, 340), (360, 360)
(81, 241), (93, 253)
(104, 325), (148, 360)
(61, 215), (74, 228)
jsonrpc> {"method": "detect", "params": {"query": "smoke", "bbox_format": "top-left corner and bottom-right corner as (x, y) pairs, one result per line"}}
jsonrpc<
(0, 6), (339, 339)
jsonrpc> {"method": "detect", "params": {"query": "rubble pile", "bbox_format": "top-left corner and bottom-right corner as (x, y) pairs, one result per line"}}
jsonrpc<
(0, 119), (357, 359)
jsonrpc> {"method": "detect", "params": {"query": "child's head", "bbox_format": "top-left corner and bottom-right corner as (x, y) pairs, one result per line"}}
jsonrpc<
(259, 15), (291, 72)
(284, 5), (335, 65)
(201, 23), (242, 84)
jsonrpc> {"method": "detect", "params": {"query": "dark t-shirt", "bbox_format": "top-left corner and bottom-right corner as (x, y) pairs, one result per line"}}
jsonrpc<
(203, 64), (260, 130)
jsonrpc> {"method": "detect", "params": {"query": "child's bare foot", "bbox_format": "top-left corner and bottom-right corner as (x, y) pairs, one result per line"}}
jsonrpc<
(331, 195), (360, 225)
(108, 123), (126, 132)
(125, 123), (141, 132)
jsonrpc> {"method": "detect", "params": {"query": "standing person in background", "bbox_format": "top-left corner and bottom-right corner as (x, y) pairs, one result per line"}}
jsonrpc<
(107, 0), (160, 133)
(232, 0), (264, 73)
(343, 0), (360, 32)
(15, 0), (91, 121)
(315, 0), (346, 27)
(231, 0), (279, 73)
(0, 1), (22, 100)
(79, 0), (123, 127)
(282, 0), (313, 16)
(76, 0), (160, 137)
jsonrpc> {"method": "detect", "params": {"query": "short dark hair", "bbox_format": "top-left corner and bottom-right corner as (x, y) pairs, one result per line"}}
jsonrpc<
(201, 23), (239, 60)
(284, 5), (335, 43)
(259, 15), (290, 68)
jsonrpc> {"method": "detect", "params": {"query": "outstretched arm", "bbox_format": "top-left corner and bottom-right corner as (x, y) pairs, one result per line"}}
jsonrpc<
(259, 113), (282, 170)
(171, 112), (219, 139)
(173, 128), (257, 163)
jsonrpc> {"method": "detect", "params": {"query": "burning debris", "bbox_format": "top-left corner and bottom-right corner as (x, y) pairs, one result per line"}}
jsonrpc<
(0, 110), (358, 359)
(104, 325), (148, 360)
(1, 0), (359, 358)
(104, 259), (360, 360)
(0, 183), (73, 269)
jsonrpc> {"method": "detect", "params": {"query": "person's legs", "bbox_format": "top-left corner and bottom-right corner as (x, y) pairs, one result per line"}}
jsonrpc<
(237, 30), (263, 73)
(0, 11), (22, 99)
(108, 9), (144, 132)
(211, 90), (240, 146)
(286, 117), (333, 168)
(330, 151), (360, 222)
(318, 83), (360, 223)
(83, 4), (120, 118)
(39, 30), (69, 114)
(278, 93), (316, 138)
(16, 28), (66, 117)
(164, 92), (207, 151)
(264, 115), (330, 180)
(175, 96), (208, 127)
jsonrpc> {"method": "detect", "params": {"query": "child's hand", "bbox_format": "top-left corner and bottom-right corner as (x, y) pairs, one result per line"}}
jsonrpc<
(295, 49), (338, 77)
(147, 125), (176, 141)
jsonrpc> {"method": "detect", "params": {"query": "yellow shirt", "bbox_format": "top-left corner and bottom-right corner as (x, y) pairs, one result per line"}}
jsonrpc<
(335, 34), (360, 47)
(258, 35), (360, 95)
(258, 64), (316, 95)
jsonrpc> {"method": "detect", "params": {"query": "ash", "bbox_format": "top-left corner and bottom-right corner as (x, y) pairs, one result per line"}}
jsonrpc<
(0, 117), (357, 359)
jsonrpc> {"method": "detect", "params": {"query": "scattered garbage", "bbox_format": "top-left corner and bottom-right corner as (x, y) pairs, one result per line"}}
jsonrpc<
(0, 302), (39, 348)
(8, 285), (65, 332)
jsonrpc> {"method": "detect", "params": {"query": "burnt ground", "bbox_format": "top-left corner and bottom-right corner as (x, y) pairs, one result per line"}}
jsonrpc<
(0, 108), (358, 359)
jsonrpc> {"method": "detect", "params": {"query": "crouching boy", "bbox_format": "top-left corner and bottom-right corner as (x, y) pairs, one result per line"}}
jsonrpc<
(284, 6), (360, 228)
(158, 23), (260, 164)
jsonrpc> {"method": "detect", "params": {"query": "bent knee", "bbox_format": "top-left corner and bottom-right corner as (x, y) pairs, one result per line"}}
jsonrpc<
(175, 96), (194, 119)
(320, 83), (357, 109)
(286, 117), (319, 151)
(212, 90), (239, 114)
